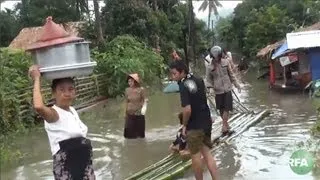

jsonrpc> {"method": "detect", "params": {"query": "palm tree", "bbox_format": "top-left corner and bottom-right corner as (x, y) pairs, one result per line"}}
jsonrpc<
(198, 0), (222, 29)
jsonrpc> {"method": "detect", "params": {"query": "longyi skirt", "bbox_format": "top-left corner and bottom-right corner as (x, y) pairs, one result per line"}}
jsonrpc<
(124, 114), (145, 139)
(53, 137), (95, 180)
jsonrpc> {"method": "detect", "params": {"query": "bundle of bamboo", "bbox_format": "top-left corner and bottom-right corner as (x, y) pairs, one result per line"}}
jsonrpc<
(125, 109), (270, 180)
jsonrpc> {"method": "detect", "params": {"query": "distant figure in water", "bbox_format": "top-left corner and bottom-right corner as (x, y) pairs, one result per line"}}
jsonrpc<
(171, 49), (182, 61)
(124, 73), (148, 139)
(238, 56), (249, 72)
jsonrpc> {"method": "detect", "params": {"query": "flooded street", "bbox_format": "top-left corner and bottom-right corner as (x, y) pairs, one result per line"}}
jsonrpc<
(1, 72), (319, 180)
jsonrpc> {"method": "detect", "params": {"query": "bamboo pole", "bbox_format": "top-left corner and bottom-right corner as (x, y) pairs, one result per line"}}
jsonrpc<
(226, 110), (270, 142)
(124, 154), (177, 180)
(138, 157), (183, 180)
(125, 110), (271, 180)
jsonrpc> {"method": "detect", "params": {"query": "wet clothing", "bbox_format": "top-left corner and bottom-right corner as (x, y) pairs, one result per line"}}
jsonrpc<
(125, 87), (146, 115)
(124, 87), (146, 139)
(186, 130), (212, 155)
(178, 74), (212, 153)
(215, 91), (233, 112)
(172, 127), (187, 151)
(205, 57), (240, 95)
(178, 74), (212, 132)
(45, 105), (88, 155)
(53, 137), (95, 180)
(45, 105), (95, 179)
(124, 114), (145, 139)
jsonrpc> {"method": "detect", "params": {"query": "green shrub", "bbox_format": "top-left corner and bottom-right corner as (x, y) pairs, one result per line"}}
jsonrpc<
(0, 48), (33, 134)
(93, 35), (166, 97)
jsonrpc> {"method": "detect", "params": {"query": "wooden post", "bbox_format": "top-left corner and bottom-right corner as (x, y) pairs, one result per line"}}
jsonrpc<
(93, 75), (100, 97)
(283, 66), (287, 87)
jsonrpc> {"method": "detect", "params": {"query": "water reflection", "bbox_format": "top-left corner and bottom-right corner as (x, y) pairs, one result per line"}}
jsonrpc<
(181, 73), (317, 179)
(0, 72), (318, 180)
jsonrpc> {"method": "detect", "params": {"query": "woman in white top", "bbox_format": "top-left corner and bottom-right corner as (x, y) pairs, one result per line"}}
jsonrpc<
(29, 65), (95, 180)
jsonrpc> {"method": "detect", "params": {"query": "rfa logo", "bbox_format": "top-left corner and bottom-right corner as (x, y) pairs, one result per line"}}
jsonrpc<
(289, 150), (315, 175)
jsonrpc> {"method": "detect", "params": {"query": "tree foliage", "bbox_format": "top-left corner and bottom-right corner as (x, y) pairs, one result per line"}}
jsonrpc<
(215, 15), (235, 50)
(15, 0), (89, 27)
(1, 0), (214, 64)
(93, 35), (165, 97)
(243, 5), (296, 57)
(0, 48), (33, 134)
(215, 0), (320, 59)
(0, 0), (215, 134)
(198, 0), (222, 29)
(0, 9), (19, 47)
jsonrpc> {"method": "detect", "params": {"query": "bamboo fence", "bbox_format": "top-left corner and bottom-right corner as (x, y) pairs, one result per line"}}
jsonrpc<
(3, 73), (108, 123)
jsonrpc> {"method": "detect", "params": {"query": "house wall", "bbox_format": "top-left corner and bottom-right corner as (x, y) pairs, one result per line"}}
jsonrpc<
(299, 52), (311, 74)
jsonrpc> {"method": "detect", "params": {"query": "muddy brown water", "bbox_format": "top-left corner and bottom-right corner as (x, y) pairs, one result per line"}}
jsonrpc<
(1, 72), (318, 180)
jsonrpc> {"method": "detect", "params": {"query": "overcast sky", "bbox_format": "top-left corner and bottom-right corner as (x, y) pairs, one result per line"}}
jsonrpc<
(1, 1), (242, 19)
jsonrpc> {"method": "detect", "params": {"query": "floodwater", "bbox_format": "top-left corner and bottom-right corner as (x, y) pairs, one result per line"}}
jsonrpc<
(1, 71), (319, 180)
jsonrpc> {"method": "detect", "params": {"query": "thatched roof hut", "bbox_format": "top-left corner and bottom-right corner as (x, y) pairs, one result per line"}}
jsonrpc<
(256, 22), (320, 58)
(9, 21), (84, 50)
(256, 40), (285, 58)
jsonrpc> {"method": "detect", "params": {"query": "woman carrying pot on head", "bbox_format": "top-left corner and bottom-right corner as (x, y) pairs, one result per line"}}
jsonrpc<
(28, 65), (95, 180)
(124, 73), (148, 139)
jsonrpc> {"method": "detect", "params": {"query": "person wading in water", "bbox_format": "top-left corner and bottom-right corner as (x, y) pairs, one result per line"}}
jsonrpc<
(206, 45), (241, 136)
(124, 73), (148, 139)
(29, 65), (95, 180)
(169, 60), (219, 180)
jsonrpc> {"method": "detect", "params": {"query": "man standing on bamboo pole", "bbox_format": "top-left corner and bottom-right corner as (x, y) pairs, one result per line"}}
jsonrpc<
(205, 45), (241, 136)
(169, 60), (219, 180)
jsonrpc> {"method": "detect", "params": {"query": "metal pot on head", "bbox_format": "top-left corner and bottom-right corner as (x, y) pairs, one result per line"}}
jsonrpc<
(26, 16), (97, 80)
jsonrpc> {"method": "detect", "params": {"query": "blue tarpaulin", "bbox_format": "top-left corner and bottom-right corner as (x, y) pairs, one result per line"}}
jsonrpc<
(309, 48), (320, 81)
(271, 41), (290, 59)
(163, 82), (180, 93)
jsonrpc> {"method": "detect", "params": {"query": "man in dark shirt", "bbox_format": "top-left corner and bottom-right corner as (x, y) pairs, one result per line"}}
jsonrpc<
(169, 60), (219, 180)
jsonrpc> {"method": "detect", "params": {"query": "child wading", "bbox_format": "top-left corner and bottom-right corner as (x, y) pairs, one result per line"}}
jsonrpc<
(29, 65), (95, 180)
(169, 112), (190, 156)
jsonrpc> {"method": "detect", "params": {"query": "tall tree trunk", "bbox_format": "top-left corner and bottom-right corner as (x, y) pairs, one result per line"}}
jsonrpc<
(93, 0), (104, 45)
(76, 1), (80, 20)
(208, 11), (211, 29)
(211, 19), (214, 30)
(86, 0), (91, 23)
(151, 0), (159, 51)
(182, 27), (188, 66)
(152, 0), (158, 11)
(187, 0), (195, 68)
(21, 0), (28, 27)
